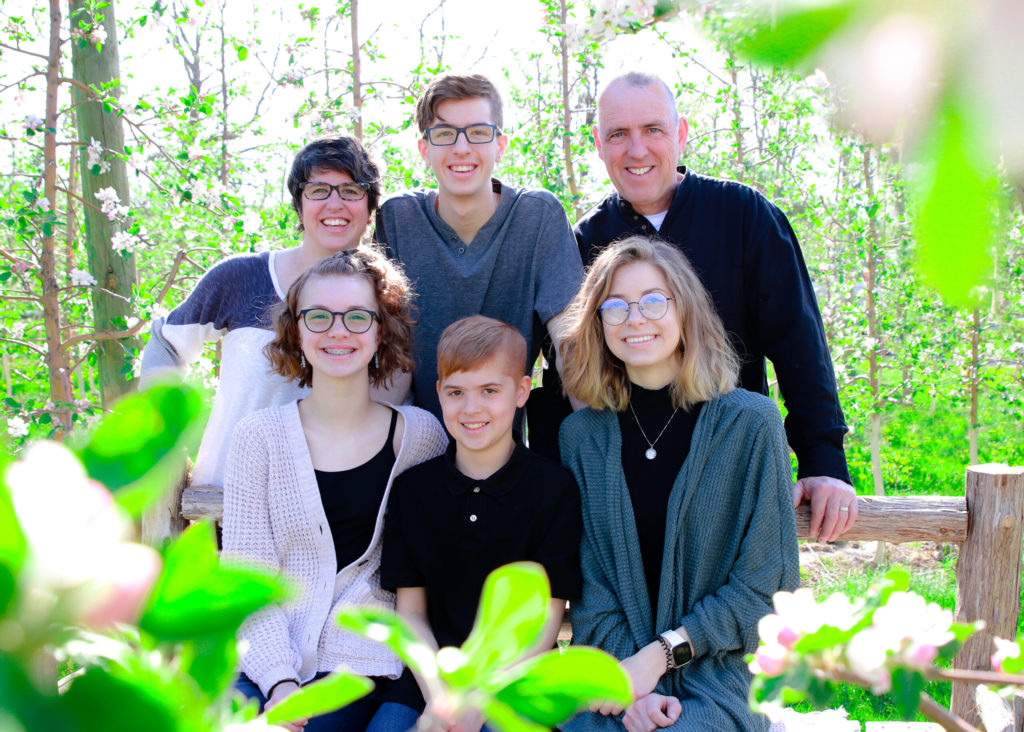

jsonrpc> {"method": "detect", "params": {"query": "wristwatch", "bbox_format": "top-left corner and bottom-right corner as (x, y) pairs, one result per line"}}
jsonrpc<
(657, 629), (693, 670)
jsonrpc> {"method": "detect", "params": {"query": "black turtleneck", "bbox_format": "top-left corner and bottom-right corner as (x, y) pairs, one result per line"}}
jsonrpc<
(617, 383), (703, 620)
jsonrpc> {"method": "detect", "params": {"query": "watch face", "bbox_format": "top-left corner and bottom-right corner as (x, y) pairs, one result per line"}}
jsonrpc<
(672, 641), (693, 667)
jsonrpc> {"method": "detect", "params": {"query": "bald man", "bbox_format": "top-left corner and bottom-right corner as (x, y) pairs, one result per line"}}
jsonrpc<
(575, 72), (857, 542)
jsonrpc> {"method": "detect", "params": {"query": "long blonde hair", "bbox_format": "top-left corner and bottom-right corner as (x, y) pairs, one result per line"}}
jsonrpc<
(557, 236), (739, 410)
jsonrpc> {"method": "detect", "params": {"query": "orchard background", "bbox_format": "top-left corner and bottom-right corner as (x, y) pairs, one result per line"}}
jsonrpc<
(2, 0), (1022, 496)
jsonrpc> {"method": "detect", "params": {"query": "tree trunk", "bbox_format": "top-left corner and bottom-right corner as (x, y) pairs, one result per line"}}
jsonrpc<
(42, 0), (74, 435)
(218, 0), (230, 185)
(728, 58), (744, 181)
(70, 0), (140, 407)
(350, 0), (362, 142)
(968, 307), (981, 465)
(558, 0), (582, 221)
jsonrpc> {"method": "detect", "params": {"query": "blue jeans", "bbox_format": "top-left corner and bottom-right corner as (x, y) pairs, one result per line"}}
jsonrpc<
(362, 701), (496, 732)
(235, 673), (395, 731)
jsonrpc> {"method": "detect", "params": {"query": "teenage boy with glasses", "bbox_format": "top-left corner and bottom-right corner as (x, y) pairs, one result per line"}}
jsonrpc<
(375, 74), (583, 427)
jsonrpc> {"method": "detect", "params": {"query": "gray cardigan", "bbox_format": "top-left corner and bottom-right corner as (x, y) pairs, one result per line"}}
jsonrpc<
(559, 389), (800, 731)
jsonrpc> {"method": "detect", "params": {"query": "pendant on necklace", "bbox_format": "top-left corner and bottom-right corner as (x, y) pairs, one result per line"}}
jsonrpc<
(645, 447), (657, 460)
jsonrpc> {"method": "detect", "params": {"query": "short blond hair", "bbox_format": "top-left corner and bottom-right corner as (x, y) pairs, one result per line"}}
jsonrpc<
(437, 316), (526, 381)
(557, 236), (739, 411)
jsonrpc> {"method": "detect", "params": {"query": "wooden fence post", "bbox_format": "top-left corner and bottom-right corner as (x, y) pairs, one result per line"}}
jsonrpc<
(140, 459), (190, 546)
(952, 464), (1024, 727)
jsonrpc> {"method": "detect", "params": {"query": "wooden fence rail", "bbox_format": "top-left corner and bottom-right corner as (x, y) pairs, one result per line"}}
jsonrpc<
(155, 463), (1024, 728)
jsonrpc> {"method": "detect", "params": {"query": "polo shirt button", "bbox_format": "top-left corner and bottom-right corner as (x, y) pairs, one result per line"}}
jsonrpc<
(458, 247), (465, 253)
(473, 486), (480, 493)
(469, 514), (478, 522)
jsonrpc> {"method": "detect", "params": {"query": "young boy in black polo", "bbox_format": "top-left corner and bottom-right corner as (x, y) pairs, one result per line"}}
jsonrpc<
(378, 315), (582, 732)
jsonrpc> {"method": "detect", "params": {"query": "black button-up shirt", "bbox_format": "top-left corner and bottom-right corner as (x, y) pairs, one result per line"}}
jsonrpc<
(381, 441), (582, 650)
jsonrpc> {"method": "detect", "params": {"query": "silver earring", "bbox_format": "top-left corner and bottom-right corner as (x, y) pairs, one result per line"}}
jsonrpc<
(300, 353), (306, 369)
(374, 351), (380, 369)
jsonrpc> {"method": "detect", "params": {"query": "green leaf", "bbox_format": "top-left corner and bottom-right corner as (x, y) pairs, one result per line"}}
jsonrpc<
(890, 667), (925, 720)
(913, 98), (996, 307)
(235, 44), (248, 61)
(482, 699), (549, 732)
(264, 671), (373, 724)
(493, 648), (632, 727)
(461, 562), (550, 675)
(735, 1), (857, 67)
(793, 623), (854, 654)
(73, 381), (206, 516)
(178, 630), (238, 697)
(0, 653), (70, 730)
(335, 607), (438, 679)
(58, 667), (178, 732)
(0, 473), (26, 617)
(140, 522), (286, 641)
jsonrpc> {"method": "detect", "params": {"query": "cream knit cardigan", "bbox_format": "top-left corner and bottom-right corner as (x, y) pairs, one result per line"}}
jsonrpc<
(222, 401), (448, 696)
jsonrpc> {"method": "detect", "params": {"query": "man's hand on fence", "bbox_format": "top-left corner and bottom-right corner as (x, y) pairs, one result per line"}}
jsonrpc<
(794, 476), (858, 542)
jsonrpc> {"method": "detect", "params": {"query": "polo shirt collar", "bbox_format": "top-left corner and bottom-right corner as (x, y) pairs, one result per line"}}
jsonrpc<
(615, 165), (689, 215)
(424, 178), (514, 246)
(444, 436), (526, 497)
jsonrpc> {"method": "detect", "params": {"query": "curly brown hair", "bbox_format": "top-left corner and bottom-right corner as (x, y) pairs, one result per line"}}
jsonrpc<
(263, 247), (416, 389)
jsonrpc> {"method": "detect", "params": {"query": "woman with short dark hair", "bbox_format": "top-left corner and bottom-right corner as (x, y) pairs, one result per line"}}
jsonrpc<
(139, 135), (383, 495)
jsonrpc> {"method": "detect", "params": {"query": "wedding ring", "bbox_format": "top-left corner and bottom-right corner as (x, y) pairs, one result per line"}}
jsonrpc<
(838, 506), (850, 512)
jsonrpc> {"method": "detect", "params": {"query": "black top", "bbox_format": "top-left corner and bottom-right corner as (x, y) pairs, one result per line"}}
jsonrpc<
(575, 167), (849, 484)
(314, 409), (397, 571)
(381, 440), (583, 651)
(618, 384), (702, 618)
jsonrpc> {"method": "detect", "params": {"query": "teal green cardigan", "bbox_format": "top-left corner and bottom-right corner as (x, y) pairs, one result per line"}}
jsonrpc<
(559, 389), (800, 731)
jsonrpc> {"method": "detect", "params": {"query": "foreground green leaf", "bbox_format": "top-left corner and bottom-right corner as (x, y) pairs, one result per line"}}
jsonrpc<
(263, 672), (373, 724)
(0, 475), (26, 617)
(493, 648), (632, 727)
(140, 522), (286, 641)
(482, 698), (549, 732)
(735, 1), (857, 68)
(74, 381), (206, 516)
(335, 607), (438, 680)
(461, 562), (550, 675)
(59, 667), (178, 732)
(913, 98), (996, 307)
(890, 667), (926, 720)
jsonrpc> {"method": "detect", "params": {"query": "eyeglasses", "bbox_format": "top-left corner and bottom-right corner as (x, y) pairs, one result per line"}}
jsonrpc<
(300, 181), (370, 201)
(598, 293), (676, 326)
(423, 124), (500, 146)
(299, 307), (378, 334)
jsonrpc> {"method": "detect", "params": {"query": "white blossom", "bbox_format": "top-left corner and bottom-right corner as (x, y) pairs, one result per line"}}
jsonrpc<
(110, 231), (136, 254)
(94, 187), (119, 203)
(70, 268), (97, 287)
(241, 209), (262, 236)
(88, 23), (107, 45)
(5, 441), (161, 627)
(35, 197), (51, 212)
(25, 114), (43, 131)
(86, 137), (111, 174)
(7, 416), (29, 439)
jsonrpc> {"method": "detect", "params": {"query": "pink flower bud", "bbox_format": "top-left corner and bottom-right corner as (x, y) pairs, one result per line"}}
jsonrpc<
(749, 643), (788, 677)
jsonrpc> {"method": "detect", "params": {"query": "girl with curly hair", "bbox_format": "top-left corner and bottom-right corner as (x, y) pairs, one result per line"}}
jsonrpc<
(222, 248), (447, 731)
